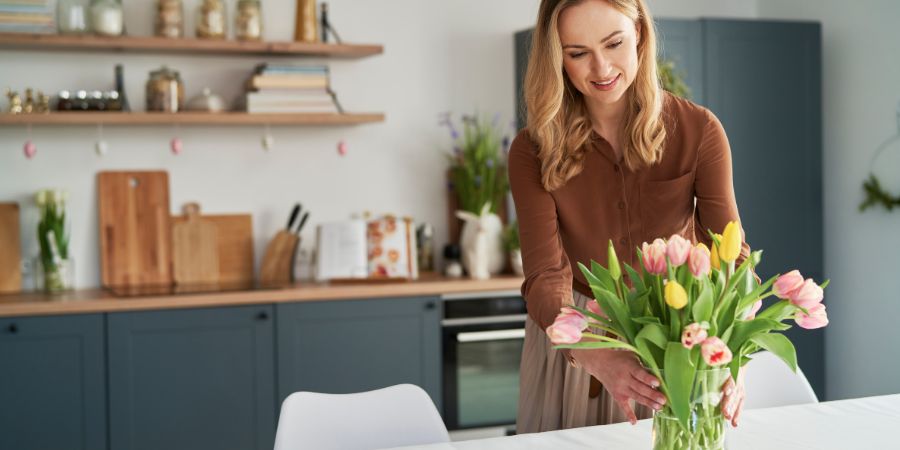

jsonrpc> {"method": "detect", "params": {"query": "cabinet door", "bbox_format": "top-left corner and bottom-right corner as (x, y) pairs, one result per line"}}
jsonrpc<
(0, 314), (106, 450)
(277, 296), (442, 411)
(656, 18), (706, 104)
(703, 19), (824, 398)
(108, 305), (275, 450)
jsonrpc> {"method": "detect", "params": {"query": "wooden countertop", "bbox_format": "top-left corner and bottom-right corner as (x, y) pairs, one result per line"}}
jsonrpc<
(0, 274), (525, 318)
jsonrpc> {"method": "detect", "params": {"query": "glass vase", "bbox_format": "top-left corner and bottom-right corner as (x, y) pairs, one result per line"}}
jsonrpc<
(36, 257), (75, 294)
(652, 367), (729, 450)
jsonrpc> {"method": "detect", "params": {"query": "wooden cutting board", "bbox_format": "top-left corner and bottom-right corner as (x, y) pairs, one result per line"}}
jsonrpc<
(172, 203), (219, 285)
(0, 202), (21, 293)
(171, 213), (254, 284)
(97, 171), (173, 287)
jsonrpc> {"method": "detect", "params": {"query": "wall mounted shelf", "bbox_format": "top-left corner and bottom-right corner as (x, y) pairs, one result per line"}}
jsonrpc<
(0, 112), (385, 126)
(0, 32), (383, 58)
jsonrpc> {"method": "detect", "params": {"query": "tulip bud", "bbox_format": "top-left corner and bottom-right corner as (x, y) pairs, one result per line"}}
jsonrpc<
(795, 303), (828, 329)
(773, 270), (804, 299)
(666, 234), (692, 266)
(719, 221), (742, 263)
(607, 240), (621, 281)
(701, 337), (733, 366)
(689, 243), (711, 278)
(710, 234), (722, 271)
(790, 279), (824, 310)
(664, 279), (688, 310)
(641, 239), (668, 275)
(546, 307), (589, 345)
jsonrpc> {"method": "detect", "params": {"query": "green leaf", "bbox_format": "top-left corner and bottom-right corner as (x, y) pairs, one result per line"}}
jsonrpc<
(736, 274), (778, 314)
(750, 333), (798, 372)
(623, 262), (646, 292)
(636, 323), (669, 350)
(716, 292), (739, 337)
(728, 318), (784, 353)
(664, 343), (696, 430)
(693, 282), (714, 323)
(591, 260), (617, 293)
(757, 300), (796, 322)
(633, 316), (662, 325)
(595, 289), (636, 343)
(628, 291), (650, 317)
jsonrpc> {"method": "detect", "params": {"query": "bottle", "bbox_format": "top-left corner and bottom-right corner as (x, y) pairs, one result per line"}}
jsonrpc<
(234, 0), (262, 41)
(196, 0), (226, 39)
(293, 0), (317, 43)
(57, 0), (89, 35)
(90, 0), (124, 37)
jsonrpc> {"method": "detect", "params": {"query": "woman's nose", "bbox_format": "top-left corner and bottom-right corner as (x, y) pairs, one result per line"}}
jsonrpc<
(592, 54), (612, 77)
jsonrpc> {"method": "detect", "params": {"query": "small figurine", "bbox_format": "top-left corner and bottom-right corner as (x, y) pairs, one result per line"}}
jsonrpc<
(5, 88), (23, 114)
(23, 88), (34, 114)
(36, 91), (50, 114)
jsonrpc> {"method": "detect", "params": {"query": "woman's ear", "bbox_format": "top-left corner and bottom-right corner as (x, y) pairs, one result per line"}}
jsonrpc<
(635, 20), (642, 45)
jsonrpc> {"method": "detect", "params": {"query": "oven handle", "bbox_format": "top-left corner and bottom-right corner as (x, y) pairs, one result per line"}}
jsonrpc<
(441, 314), (528, 327)
(456, 329), (526, 343)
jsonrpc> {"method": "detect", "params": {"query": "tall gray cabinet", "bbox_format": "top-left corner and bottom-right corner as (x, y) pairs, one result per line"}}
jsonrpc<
(514, 18), (825, 399)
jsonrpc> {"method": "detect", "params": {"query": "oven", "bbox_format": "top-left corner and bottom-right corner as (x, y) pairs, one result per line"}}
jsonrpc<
(441, 291), (527, 431)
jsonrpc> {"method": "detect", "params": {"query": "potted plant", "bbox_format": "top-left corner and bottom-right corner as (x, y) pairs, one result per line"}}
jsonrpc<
(35, 189), (74, 293)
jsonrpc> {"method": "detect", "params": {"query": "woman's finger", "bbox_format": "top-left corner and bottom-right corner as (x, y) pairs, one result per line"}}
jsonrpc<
(614, 394), (638, 425)
(731, 397), (745, 427)
(721, 376), (735, 397)
(629, 378), (667, 407)
(630, 366), (661, 389)
(626, 385), (663, 411)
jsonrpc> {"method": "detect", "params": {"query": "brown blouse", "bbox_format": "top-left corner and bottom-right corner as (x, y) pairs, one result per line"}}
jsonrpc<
(508, 92), (758, 331)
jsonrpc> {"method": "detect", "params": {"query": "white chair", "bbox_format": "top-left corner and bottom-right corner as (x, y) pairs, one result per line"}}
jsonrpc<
(742, 351), (819, 409)
(273, 384), (450, 450)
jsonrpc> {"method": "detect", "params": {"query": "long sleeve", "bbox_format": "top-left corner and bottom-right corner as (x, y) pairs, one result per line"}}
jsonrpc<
(693, 111), (761, 285)
(507, 131), (573, 331)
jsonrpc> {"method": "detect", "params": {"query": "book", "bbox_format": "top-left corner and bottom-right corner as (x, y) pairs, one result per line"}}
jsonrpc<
(247, 75), (329, 90)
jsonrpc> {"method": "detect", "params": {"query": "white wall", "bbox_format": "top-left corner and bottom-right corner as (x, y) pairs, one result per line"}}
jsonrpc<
(757, 0), (900, 401)
(1, 0), (760, 290)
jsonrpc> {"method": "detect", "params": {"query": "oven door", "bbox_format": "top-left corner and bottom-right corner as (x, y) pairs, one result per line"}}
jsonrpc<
(441, 294), (527, 430)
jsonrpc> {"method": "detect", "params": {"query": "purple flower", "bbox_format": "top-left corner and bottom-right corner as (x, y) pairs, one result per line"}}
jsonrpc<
(451, 128), (459, 140)
(474, 175), (482, 187)
(447, 181), (455, 191)
(486, 159), (494, 169)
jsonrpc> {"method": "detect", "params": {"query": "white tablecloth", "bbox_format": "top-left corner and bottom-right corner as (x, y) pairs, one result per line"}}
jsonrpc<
(389, 394), (900, 449)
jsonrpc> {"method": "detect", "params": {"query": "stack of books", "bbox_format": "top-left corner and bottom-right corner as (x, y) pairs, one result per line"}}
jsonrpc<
(245, 64), (341, 114)
(0, 0), (55, 34)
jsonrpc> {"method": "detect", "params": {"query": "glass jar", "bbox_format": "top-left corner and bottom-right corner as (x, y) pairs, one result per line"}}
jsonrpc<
(90, 0), (124, 37)
(145, 66), (185, 113)
(35, 257), (75, 294)
(196, 0), (226, 39)
(234, 0), (262, 41)
(651, 368), (730, 450)
(57, 0), (90, 34)
(155, 0), (184, 38)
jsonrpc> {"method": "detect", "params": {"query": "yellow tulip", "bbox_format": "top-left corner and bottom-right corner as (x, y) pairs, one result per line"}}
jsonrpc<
(710, 234), (722, 270)
(607, 240), (621, 281)
(664, 280), (688, 310)
(719, 221), (742, 263)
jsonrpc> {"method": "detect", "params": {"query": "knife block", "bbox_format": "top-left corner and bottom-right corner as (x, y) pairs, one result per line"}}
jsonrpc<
(259, 230), (299, 285)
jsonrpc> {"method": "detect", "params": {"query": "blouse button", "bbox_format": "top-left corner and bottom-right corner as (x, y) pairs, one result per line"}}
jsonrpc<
(617, 201), (625, 209)
(614, 165), (620, 172)
(620, 238), (627, 246)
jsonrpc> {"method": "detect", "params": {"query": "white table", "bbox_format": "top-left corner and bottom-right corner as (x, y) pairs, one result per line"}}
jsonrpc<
(390, 394), (900, 449)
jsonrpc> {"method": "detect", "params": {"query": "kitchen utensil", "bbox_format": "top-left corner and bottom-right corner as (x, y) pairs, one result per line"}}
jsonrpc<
(172, 202), (219, 285)
(171, 213), (254, 285)
(97, 171), (173, 287)
(259, 205), (301, 285)
(0, 203), (22, 293)
(294, 210), (310, 234)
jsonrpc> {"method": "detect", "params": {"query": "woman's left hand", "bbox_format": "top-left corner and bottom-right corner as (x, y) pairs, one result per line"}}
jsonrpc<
(720, 366), (746, 427)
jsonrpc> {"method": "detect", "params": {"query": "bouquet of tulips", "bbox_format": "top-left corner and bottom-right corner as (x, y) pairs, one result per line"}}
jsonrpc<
(547, 221), (829, 450)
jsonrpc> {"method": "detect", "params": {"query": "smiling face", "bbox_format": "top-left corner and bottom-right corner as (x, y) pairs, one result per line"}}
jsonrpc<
(558, 0), (640, 109)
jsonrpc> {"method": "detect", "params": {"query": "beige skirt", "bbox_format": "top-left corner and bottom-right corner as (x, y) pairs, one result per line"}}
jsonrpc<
(516, 289), (654, 434)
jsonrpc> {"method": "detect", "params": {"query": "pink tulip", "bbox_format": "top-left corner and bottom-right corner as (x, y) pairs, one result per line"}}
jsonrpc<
(546, 307), (588, 345)
(796, 303), (829, 329)
(666, 234), (692, 266)
(586, 300), (603, 317)
(774, 270), (804, 299)
(745, 299), (763, 320)
(681, 323), (708, 349)
(688, 244), (711, 278)
(701, 337), (733, 366)
(789, 279), (824, 310)
(641, 239), (668, 275)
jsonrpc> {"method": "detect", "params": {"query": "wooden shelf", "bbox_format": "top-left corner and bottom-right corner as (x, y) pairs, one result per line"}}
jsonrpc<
(0, 32), (383, 58)
(0, 112), (385, 126)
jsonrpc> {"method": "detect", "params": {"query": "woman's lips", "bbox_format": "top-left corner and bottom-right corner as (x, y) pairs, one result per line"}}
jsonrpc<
(590, 74), (621, 91)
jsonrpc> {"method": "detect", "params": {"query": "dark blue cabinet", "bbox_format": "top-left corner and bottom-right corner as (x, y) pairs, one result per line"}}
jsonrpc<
(276, 296), (442, 411)
(0, 314), (107, 450)
(107, 305), (276, 450)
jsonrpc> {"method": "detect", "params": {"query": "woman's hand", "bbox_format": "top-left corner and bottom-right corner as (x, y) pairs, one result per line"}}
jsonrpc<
(720, 366), (746, 427)
(571, 348), (666, 425)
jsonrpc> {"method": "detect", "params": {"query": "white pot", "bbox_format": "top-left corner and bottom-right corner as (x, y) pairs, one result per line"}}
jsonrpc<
(459, 212), (505, 276)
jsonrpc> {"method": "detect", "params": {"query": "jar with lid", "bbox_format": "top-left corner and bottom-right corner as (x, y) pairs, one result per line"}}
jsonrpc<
(57, 0), (90, 34)
(146, 66), (185, 113)
(196, 0), (226, 39)
(155, 0), (184, 38)
(56, 91), (73, 111)
(234, 0), (262, 41)
(90, 0), (124, 37)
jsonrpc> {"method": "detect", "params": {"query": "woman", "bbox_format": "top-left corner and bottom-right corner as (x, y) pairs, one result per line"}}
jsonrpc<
(509, 0), (753, 433)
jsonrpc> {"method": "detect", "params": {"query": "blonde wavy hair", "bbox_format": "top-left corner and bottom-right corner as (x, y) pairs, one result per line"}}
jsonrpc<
(525, 0), (666, 191)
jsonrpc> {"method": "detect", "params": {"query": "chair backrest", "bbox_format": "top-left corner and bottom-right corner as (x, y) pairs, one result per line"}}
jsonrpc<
(742, 351), (819, 409)
(273, 384), (450, 450)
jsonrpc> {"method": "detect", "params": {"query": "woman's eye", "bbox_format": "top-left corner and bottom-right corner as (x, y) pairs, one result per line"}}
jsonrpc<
(608, 40), (623, 49)
(569, 52), (587, 58)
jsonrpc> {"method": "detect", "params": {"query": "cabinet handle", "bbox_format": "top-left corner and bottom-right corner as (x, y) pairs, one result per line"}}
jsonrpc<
(425, 301), (436, 310)
(8, 323), (18, 334)
(256, 311), (269, 321)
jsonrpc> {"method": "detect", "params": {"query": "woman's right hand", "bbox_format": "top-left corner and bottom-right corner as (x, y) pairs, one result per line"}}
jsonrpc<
(570, 348), (667, 424)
